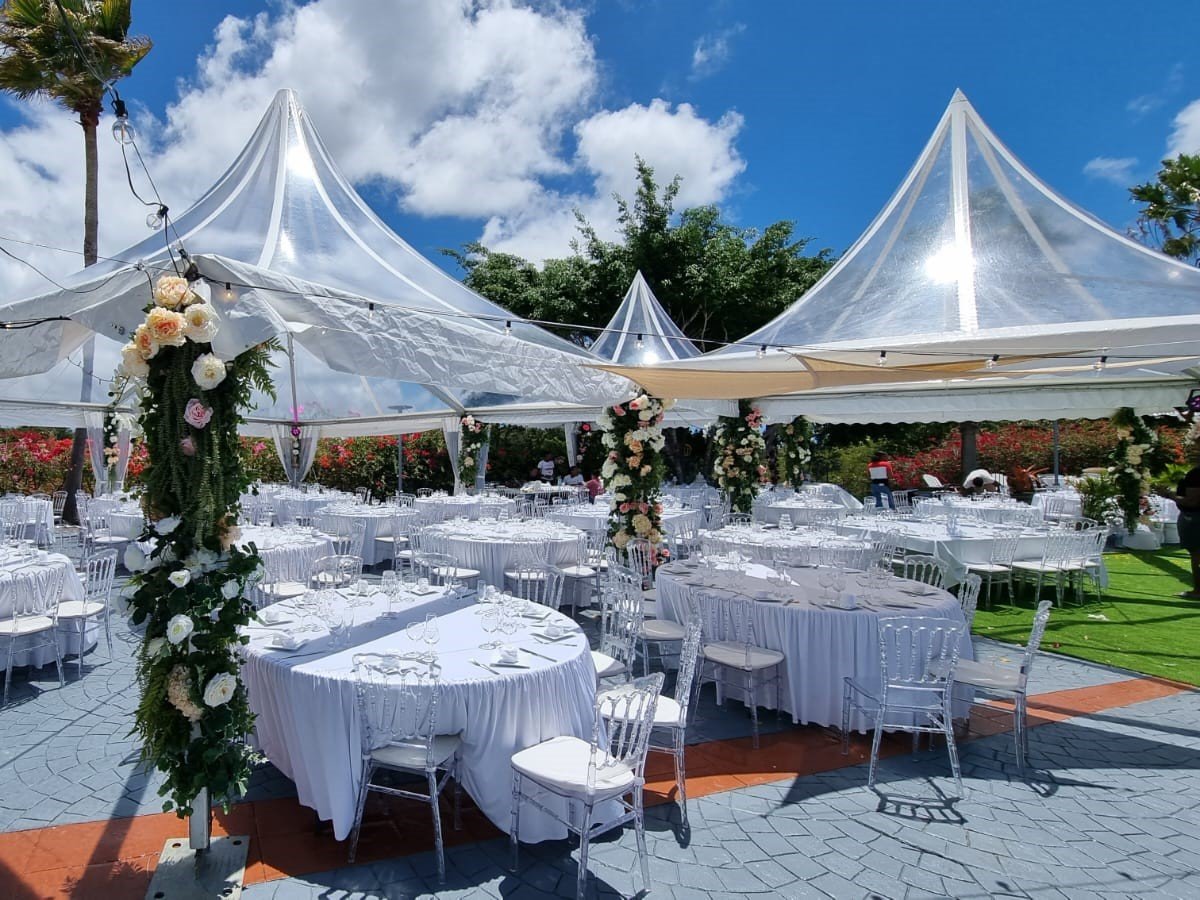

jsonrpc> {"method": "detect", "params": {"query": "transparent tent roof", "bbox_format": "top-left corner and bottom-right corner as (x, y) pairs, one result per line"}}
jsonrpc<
(590, 271), (700, 364)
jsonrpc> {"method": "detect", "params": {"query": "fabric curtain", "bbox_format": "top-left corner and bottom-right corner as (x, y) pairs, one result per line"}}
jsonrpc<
(83, 411), (107, 494)
(564, 423), (579, 467)
(442, 416), (462, 495)
(273, 424), (321, 487)
(476, 439), (490, 491)
(113, 428), (132, 491)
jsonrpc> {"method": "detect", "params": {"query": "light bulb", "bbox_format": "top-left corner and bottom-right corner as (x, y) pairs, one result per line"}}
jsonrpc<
(877, 351), (887, 367)
(1093, 355), (1108, 371)
(635, 334), (644, 351)
(220, 282), (236, 304)
(368, 302), (375, 318)
(111, 115), (135, 145)
(757, 345), (767, 359)
(145, 210), (163, 230)
(987, 354), (998, 369)
(504, 320), (512, 337)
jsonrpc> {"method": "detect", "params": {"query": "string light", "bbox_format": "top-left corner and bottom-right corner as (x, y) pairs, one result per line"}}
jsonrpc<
(757, 344), (767, 359)
(635, 334), (644, 351)
(987, 354), (999, 369)
(368, 302), (375, 317)
(504, 320), (512, 338)
(110, 97), (135, 145)
(1094, 355), (1108, 371)
(220, 282), (236, 304)
(877, 351), (887, 367)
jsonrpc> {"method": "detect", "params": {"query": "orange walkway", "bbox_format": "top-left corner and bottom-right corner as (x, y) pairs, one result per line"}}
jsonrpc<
(0, 675), (1186, 900)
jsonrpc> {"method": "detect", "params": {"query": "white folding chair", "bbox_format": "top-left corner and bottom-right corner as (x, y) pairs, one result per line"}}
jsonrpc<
(57, 549), (117, 672)
(965, 531), (1021, 607)
(1, 565), (67, 704)
(902, 554), (949, 590)
(591, 565), (642, 684)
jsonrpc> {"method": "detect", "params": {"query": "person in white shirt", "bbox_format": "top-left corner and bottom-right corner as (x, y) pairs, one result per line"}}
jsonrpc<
(562, 466), (584, 486)
(536, 453), (556, 482)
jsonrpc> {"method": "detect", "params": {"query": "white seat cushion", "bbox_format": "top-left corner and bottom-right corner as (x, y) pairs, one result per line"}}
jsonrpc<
(966, 563), (1011, 573)
(642, 588), (658, 602)
(266, 581), (308, 600)
(590, 650), (627, 679)
(702, 640), (784, 671)
(558, 565), (596, 578)
(0, 615), (56, 636)
(511, 735), (635, 796)
(375, 535), (409, 546)
(599, 689), (684, 729)
(952, 659), (1022, 691)
(56, 600), (105, 620)
(504, 570), (547, 581)
(436, 566), (480, 579)
(371, 733), (461, 771)
(640, 618), (686, 641)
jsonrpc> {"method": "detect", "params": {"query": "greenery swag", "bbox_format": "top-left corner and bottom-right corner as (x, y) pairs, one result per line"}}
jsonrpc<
(775, 416), (811, 487)
(119, 275), (276, 815)
(713, 400), (767, 513)
(1108, 407), (1171, 533)
(599, 394), (669, 556)
(458, 415), (487, 488)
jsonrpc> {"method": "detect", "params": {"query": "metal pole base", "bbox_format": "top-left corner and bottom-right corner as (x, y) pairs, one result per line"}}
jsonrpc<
(144, 835), (249, 900)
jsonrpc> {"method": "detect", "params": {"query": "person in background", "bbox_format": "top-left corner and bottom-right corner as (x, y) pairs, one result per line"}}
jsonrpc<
(562, 465), (585, 486)
(528, 466), (542, 484)
(867, 451), (896, 509)
(585, 472), (603, 503)
(536, 452), (556, 482)
(1175, 460), (1200, 598)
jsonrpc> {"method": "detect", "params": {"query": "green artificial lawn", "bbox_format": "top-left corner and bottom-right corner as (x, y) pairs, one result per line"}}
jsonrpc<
(972, 549), (1200, 687)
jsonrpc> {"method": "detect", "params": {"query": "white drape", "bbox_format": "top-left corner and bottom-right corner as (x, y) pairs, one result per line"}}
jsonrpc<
(83, 411), (107, 493)
(476, 439), (490, 491)
(113, 428), (132, 491)
(442, 416), (462, 495)
(564, 423), (579, 467)
(273, 424), (321, 487)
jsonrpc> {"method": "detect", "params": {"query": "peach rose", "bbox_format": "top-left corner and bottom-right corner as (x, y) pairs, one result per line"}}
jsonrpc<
(133, 324), (159, 360)
(146, 308), (187, 348)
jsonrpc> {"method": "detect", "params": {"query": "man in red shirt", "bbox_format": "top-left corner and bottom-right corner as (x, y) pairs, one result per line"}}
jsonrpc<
(867, 452), (896, 509)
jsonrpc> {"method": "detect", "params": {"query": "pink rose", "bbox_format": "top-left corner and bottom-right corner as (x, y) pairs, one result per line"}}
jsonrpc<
(639, 502), (649, 514)
(179, 436), (196, 456)
(619, 502), (632, 514)
(184, 399), (213, 429)
(612, 405), (625, 416)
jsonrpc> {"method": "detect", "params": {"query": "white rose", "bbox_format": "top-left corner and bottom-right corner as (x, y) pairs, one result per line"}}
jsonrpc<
(168, 569), (191, 589)
(166, 614), (194, 645)
(183, 302), (219, 343)
(119, 343), (150, 378)
(638, 409), (652, 421)
(160, 545), (176, 564)
(155, 515), (181, 535)
(221, 580), (240, 601)
(145, 637), (166, 658)
(462, 456), (474, 467)
(191, 353), (228, 390)
(124, 544), (147, 572)
(202, 672), (238, 708)
(196, 549), (220, 571)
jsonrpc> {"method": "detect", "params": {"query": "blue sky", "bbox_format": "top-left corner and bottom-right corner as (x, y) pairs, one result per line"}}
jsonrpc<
(0, 0), (1196, 289)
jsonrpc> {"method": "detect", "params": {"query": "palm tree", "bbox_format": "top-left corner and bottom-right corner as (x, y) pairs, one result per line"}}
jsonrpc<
(0, 0), (151, 522)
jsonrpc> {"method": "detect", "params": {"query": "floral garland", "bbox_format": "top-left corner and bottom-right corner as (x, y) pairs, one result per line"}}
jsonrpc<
(599, 394), (670, 556)
(118, 274), (276, 816)
(1108, 407), (1170, 532)
(458, 415), (487, 488)
(713, 400), (768, 513)
(775, 416), (811, 487)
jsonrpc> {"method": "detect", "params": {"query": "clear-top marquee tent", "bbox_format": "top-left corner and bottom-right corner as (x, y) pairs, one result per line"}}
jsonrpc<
(595, 90), (1200, 421)
(0, 90), (632, 447)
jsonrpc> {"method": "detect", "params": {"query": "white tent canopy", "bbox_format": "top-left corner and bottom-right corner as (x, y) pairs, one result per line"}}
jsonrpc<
(596, 90), (1200, 419)
(0, 89), (631, 435)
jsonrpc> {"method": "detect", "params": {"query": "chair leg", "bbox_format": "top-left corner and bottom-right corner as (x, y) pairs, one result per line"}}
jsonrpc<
(428, 770), (445, 883)
(576, 802), (593, 900)
(52, 630), (64, 688)
(347, 762), (373, 863)
(633, 789), (650, 895)
(748, 670), (759, 750)
(673, 728), (688, 825)
(867, 716), (885, 788)
(509, 771), (521, 871)
(452, 756), (462, 830)
(841, 682), (851, 754)
(944, 714), (964, 797)
(104, 611), (113, 658)
(641, 637), (649, 677)
(3, 641), (12, 706)
(77, 619), (85, 675)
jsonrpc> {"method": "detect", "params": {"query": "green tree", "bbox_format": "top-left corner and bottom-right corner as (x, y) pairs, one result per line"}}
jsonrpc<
(448, 157), (834, 348)
(1131, 154), (1200, 264)
(0, 0), (151, 521)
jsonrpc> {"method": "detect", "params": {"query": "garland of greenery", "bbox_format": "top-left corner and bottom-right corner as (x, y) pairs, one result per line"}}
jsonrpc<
(1108, 407), (1171, 533)
(458, 415), (487, 489)
(599, 394), (669, 557)
(713, 400), (767, 513)
(775, 416), (811, 486)
(118, 275), (276, 816)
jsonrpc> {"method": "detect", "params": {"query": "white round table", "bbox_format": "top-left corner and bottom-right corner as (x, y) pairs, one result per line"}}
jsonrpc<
(702, 524), (871, 564)
(107, 505), (145, 539)
(273, 491), (354, 524)
(548, 505), (703, 534)
(239, 588), (599, 842)
(423, 520), (584, 588)
(757, 498), (848, 526)
(655, 560), (971, 731)
(0, 551), (93, 668)
(236, 525), (334, 585)
(914, 497), (1041, 527)
(413, 495), (516, 522)
(314, 503), (418, 565)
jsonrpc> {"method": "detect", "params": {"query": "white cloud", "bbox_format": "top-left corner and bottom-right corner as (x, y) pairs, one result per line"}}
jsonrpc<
(0, 0), (747, 294)
(1082, 156), (1138, 185)
(1167, 98), (1200, 156)
(481, 99), (746, 261)
(690, 24), (745, 80)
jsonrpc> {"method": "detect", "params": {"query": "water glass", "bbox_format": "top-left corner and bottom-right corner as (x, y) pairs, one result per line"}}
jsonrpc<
(329, 606), (354, 648)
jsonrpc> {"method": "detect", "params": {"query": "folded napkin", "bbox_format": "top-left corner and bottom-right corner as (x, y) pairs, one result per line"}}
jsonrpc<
(493, 647), (522, 666)
(258, 607), (293, 625)
(270, 633), (310, 650)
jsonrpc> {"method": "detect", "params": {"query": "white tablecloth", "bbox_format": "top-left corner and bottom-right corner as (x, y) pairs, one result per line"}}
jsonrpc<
(237, 526), (334, 583)
(5, 498), (55, 542)
(656, 561), (971, 731)
(240, 589), (598, 841)
(0, 552), (93, 668)
(756, 498), (848, 526)
(413, 495), (517, 522)
(914, 497), (1041, 527)
(800, 483), (864, 510)
(107, 506), (145, 539)
(314, 504), (418, 565)
(548, 505), (702, 534)
(702, 525), (871, 564)
(424, 520), (584, 588)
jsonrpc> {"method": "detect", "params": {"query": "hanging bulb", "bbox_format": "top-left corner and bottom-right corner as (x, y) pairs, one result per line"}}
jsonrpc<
(220, 282), (236, 304)
(368, 302), (376, 318)
(877, 351), (887, 367)
(145, 210), (163, 229)
(987, 354), (999, 369)
(635, 334), (644, 351)
(1094, 355), (1108, 371)
(504, 320), (512, 337)
(757, 345), (767, 359)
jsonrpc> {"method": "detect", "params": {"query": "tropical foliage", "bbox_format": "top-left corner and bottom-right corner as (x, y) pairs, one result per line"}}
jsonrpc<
(774, 417), (811, 486)
(122, 276), (274, 816)
(1131, 153), (1200, 264)
(713, 400), (767, 513)
(600, 394), (669, 557)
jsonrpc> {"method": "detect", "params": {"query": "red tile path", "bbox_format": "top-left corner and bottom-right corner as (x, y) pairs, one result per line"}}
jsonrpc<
(0, 675), (1187, 900)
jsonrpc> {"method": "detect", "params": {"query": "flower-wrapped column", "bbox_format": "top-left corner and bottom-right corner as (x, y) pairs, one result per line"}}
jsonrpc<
(713, 400), (767, 513)
(119, 275), (275, 836)
(1109, 407), (1171, 533)
(599, 394), (670, 556)
(458, 415), (487, 491)
(775, 416), (811, 487)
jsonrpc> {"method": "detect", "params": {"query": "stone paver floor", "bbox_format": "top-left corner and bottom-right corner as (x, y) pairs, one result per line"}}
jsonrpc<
(0, 572), (1198, 898)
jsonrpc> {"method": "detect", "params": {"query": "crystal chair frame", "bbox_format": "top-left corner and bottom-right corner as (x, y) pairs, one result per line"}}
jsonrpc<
(58, 549), (117, 672)
(2, 565), (67, 704)
(592, 566), (642, 684)
(506, 563), (564, 609)
(349, 658), (461, 881)
(965, 530), (1021, 607)
(1010, 530), (1082, 604)
(510, 673), (664, 900)
(957, 572), (982, 633)
(902, 554), (949, 589)
(841, 618), (966, 794)
(310, 554), (363, 590)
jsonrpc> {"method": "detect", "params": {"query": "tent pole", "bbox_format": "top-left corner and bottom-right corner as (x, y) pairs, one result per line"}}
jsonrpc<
(397, 434), (404, 495)
(1052, 420), (1061, 486)
(286, 333), (301, 488)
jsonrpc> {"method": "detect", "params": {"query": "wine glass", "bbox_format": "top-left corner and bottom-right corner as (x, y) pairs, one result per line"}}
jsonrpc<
(479, 607), (502, 649)
(421, 614), (440, 661)
(405, 618), (426, 645)
(817, 568), (835, 601)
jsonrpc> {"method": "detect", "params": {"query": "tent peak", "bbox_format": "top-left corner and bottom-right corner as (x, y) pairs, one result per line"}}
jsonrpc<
(949, 87), (969, 104)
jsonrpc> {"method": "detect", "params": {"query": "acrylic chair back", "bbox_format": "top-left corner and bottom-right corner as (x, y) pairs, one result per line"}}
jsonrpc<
(7, 564), (66, 623)
(902, 554), (948, 589)
(672, 617), (704, 722)
(957, 572), (982, 632)
(598, 568), (642, 673)
(877, 617), (965, 701)
(84, 550), (117, 608)
(1016, 600), (1053, 692)
(353, 655), (442, 770)
(311, 554), (363, 589)
(988, 531), (1022, 568)
(691, 592), (762, 670)
(592, 672), (664, 791)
